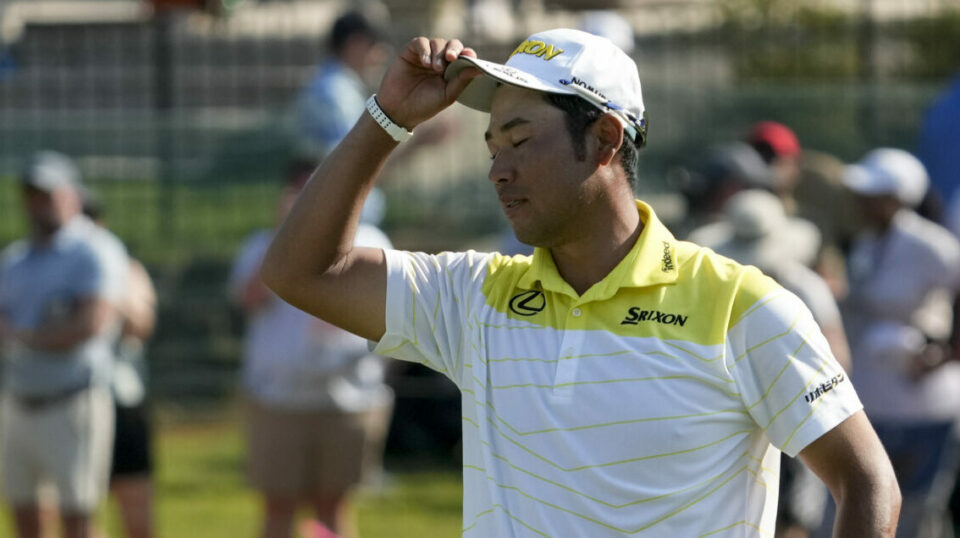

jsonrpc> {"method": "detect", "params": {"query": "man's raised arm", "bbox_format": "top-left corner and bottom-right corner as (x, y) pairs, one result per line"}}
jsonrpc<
(260, 38), (479, 341)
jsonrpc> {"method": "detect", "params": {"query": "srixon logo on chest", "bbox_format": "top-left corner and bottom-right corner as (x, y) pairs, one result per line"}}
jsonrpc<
(620, 308), (688, 327)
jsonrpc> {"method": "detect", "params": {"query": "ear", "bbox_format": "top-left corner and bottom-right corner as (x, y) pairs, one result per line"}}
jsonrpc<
(590, 114), (624, 167)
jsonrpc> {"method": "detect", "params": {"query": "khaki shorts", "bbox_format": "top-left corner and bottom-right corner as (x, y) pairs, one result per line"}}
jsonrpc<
(245, 398), (392, 497)
(1, 387), (115, 513)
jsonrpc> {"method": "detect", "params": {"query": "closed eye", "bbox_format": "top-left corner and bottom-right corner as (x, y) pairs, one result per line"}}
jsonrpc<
(488, 138), (529, 160)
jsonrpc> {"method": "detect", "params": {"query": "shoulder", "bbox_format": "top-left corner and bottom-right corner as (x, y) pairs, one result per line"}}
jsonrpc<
(480, 250), (533, 290)
(0, 239), (30, 268)
(391, 248), (501, 277)
(77, 223), (129, 270)
(899, 211), (960, 261)
(674, 240), (785, 327)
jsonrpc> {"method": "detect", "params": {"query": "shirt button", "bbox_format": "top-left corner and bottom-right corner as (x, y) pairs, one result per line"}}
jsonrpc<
(571, 308), (582, 317)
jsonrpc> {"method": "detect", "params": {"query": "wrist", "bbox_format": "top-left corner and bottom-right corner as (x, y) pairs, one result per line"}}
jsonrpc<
(366, 95), (413, 143)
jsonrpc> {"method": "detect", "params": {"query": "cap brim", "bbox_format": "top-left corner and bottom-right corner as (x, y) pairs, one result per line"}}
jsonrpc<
(22, 175), (62, 193)
(443, 55), (574, 112)
(843, 164), (891, 196)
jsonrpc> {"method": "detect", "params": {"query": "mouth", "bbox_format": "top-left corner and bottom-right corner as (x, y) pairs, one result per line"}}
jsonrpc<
(499, 194), (525, 212)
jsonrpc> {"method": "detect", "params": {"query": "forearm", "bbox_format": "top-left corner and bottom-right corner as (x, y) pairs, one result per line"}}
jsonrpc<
(20, 299), (114, 352)
(21, 320), (98, 351)
(832, 481), (901, 537)
(262, 113), (397, 292)
(122, 305), (156, 341)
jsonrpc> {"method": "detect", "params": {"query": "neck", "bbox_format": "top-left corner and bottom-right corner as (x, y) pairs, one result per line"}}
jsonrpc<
(549, 196), (642, 296)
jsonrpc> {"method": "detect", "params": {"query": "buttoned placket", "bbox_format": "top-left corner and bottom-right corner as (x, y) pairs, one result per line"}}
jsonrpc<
(552, 302), (586, 400)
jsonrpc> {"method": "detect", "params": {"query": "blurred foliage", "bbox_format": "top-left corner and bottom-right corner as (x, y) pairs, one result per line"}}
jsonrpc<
(891, 10), (960, 79)
(718, 1), (960, 81)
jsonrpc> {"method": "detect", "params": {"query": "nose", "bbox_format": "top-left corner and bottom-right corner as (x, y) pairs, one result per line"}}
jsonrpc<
(487, 154), (514, 185)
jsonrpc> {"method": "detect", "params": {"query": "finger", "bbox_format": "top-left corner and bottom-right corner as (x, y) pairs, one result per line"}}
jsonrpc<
(441, 39), (466, 63)
(402, 37), (432, 68)
(429, 38), (447, 72)
(460, 47), (478, 59)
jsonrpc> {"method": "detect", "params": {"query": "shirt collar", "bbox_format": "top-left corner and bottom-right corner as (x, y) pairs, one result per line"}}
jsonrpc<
(517, 200), (680, 301)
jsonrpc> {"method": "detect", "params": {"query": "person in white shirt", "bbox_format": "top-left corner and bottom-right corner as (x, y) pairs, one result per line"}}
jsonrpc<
(841, 147), (960, 538)
(229, 160), (393, 538)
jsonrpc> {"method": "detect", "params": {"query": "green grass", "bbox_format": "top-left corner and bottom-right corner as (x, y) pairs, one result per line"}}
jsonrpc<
(0, 417), (463, 538)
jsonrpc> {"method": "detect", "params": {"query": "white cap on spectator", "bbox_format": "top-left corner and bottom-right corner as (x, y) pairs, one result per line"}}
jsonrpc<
(444, 28), (647, 145)
(715, 189), (821, 268)
(843, 148), (929, 207)
(21, 150), (81, 192)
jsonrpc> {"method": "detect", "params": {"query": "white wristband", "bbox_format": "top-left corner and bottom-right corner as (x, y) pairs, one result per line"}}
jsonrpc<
(366, 95), (413, 143)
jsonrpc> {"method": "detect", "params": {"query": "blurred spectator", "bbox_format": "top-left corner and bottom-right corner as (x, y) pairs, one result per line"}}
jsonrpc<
(682, 141), (777, 244)
(748, 122), (858, 300)
(295, 9), (390, 160)
(919, 75), (960, 217)
(714, 189), (850, 370)
(747, 121), (802, 212)
(229, 160), (394, 538)
(713, 189), (850, 538)
(837, 148), (960, 538)
(84, 194), (158, 538)
(0, 151), (129, 538)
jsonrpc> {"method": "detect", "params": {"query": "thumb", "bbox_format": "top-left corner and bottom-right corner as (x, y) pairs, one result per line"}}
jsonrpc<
(445, 67), (482, 104)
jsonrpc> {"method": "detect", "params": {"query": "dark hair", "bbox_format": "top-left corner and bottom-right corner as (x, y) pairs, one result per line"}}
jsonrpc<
(542, 93), (640, 188)
(329, 11), (379, 55)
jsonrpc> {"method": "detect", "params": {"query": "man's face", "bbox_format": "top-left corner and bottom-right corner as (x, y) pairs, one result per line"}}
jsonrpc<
(485, 85), (598, 248)
(344, 34), (389, 85)
(22, 185), (79, 238)
(854, 192), (899, 229)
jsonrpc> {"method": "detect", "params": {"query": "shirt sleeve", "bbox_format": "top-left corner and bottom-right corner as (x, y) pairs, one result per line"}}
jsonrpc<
(371, 249), (492, 389)
(75, 235), (129, 304)
(727, 283), (863, 458)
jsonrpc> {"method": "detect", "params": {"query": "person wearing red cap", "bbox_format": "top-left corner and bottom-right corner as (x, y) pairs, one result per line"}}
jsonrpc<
(747, 121), (802, 212)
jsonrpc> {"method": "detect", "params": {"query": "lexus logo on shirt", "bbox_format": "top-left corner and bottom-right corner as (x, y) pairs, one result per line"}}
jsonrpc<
(509, 290), (545, 316)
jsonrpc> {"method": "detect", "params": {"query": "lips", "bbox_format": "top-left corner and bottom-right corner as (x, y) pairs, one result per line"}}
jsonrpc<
(499, 194), (525, 211)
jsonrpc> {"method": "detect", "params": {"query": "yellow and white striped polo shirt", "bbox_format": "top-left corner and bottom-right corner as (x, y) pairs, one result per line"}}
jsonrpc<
(373, 201), (861, 537)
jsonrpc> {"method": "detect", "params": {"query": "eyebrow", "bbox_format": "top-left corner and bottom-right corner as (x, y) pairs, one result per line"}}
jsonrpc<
(484, 117), (531, 142)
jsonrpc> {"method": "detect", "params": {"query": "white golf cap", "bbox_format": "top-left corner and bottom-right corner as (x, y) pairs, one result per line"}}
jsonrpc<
(21, 150), (82, 193)
(843, 148), (929, 207)
(716, 189), (822, 269)
(444, 28), (647, 145)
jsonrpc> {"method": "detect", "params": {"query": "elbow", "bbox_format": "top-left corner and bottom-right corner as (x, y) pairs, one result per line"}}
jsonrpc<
(885, 470), (903, 528)
(258, 248), (286, 296)
(860, 455), (903, 535)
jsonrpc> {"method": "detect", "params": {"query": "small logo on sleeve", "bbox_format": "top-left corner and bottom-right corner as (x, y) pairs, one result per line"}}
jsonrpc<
(804, 373), (847, 403)
(509, 290), (546, 316)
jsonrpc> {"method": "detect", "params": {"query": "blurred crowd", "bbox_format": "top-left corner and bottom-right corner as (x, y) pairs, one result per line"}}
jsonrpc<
(672, 112), (960, 538)
(1, 4), (960, 538)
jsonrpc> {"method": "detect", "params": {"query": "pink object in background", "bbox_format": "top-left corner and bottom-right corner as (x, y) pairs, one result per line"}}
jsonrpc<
(299, 520), (340, 538)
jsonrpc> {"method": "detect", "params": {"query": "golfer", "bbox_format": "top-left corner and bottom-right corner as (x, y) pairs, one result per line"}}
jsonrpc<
(262, 29), (901, 537)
